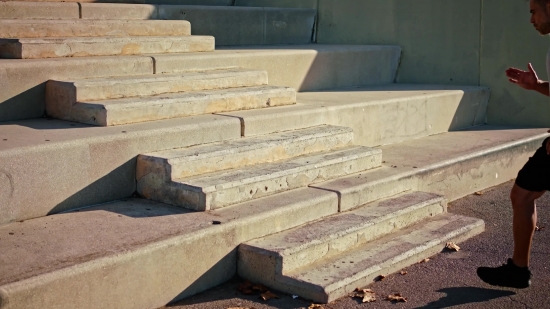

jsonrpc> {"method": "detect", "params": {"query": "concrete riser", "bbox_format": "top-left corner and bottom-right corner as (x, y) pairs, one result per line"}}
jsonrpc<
(0, 46), (400, 122)
(238, 198), (447, 280)
(0, 190), (340, 309)
(0, 36), (215, 59)
(137, 148), (382, 211)
(47, 70), (269, 102)
(137, 126), (354, 180)
(48, 86), (296, 126)
(0, 20), (191, 38)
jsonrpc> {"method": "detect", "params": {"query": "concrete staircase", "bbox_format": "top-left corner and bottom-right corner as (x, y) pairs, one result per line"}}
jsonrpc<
(0, 1), (547, 309)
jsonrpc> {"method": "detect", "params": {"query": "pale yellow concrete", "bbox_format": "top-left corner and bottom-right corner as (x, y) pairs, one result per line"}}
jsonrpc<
(0, 2), (79, 19)
(0, 36), (214, 59)
(0, 56), (154, 122)
(0, 115), (241, 225)
(0, 19), (191, 38)
(317, 0), (481, 85)
(0, 189), (338, 309)
(80, 3), (158, 20)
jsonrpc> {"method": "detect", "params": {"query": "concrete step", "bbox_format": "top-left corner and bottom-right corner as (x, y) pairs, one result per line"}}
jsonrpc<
(137, 125), (354, 179)
(239, 191), (446, 276)
(0, 2), (80, 19)
(158, 5), (316, 46)
(1, 45), (400, 122)
(240, 212), (484, 303)
(220, 84), (490, 146)
(46, 68), (268, 104)
(0, 19), (191, 38)
(137, 146), (382, 210)
(0, 189), (340, 309)
(52, 85), (296, 126)
(0, 36), (215, 59)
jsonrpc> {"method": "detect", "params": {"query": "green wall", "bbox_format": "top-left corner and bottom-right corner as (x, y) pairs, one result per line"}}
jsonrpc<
(317, 0), (550, 126)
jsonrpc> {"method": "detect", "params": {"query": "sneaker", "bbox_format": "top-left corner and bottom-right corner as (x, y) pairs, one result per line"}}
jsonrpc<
(477, 258), (532, 289)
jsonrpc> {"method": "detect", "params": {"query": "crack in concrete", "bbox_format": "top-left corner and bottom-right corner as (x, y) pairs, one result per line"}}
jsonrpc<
(508, 296), (532, 309)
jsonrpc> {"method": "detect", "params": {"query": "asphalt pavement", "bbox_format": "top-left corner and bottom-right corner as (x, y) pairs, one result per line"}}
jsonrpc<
(163, 180), (550, 309)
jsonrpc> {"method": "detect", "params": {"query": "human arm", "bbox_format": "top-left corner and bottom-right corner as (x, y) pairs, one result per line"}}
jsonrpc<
(506, 63), (550, 97)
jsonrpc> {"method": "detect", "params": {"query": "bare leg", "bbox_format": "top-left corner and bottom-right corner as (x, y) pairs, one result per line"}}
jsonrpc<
(510, 184), (545, 267)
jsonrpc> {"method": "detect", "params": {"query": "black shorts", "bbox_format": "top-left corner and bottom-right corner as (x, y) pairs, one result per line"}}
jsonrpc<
(516, 137), (550, 192)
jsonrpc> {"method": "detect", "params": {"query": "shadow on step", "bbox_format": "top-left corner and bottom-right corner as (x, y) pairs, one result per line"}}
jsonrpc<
(416, 287), (515, 309)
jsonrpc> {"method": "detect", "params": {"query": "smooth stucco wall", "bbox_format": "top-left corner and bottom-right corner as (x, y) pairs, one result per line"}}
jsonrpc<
(317, 0), (550, 126)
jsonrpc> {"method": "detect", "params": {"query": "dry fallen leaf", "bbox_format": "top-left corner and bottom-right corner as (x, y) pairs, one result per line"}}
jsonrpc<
(536, 226), (546, 231)
(445, 242), (461, 251)
(419, 258), (430, 263)
(474, 191), (484, 196)
(260, 291), (279, 301)
(308, 304), (324, 309)
(375, 274), (387, 281)
(386, 293), (407, 302)
(237, 281), (254, 295)
(353, 288), (377, 303)
(400, 270), (408, 275)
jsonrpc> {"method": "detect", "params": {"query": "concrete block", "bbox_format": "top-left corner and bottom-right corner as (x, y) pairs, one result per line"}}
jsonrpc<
(80, 3), (158, 19)
(0, 189), (338, 309)
(0, 115), (241, 225)
(51, 85), (295, 126)
(279, 214), (484, 303)
(137, 125), (354, 179)
(137, 146), (382, 210)
(0, 2), (79, 19)
(236, 0), (318, 9)
(157, 5), (315, 45)
(0, 19), (191, 38)
(221, 84), (490, 146)
(312, 126), (549, 212)
(239, 192), (446, 280)
(153, 45), (401, 90)
(46, 68), (268, 102)
(0, 56), (153, 122)
(0, 36), (214, 59)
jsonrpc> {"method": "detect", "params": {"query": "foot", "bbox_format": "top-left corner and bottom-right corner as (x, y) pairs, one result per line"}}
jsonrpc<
(477, 258), (532, 289)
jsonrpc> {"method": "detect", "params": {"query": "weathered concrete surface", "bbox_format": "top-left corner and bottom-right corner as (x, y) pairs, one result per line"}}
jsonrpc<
(317, 0), (481, 86)
(138, 146), (381, 210)
(1, 45), (399, 122)
(0, 56), (153, 122)
(47, 69), (268, 102)
(0, 115), (241, 225)
(312, 126), (549, 212)
(158, 5), (315, 46)
(0, 36), (214, 59)
(220, 84), (490, 146)
(62, 86), (295, 126)
(137, 125), (353, 179)
(0, 19), (191, 38)
(277, 214), (484, 303)
(236, 0), (318, 9)
(154, 45), (401, 90)
(80, 3), (158, 20)
(239, 192), (446, 278)
(0, 2), (79, 19)
(0, 189), (338, 309)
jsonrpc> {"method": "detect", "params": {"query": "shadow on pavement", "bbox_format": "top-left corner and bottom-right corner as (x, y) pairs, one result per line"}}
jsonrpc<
(416, 287), (515, 309)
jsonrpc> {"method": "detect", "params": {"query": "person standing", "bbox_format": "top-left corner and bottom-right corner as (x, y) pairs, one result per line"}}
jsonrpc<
(477, 0), (550, 288)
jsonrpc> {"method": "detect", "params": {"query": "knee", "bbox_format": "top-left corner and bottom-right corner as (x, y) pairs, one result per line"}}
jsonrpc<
(510, 187), (536, 210)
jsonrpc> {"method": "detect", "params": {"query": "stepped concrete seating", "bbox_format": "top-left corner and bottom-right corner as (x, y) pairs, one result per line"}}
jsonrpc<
(238, 192), (484, 303)
(45, 68), (296, 125)
(136, 125), (381, 210)
(0, 126), (542, 309)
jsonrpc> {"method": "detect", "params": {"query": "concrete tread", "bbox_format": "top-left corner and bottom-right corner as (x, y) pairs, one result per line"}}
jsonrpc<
(0, 35), (212, 44)
(0, 19), (191, 38)
(177, 146), (381, 191)
(242, 191), (445, 257)
(283, 213), (484, 302)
